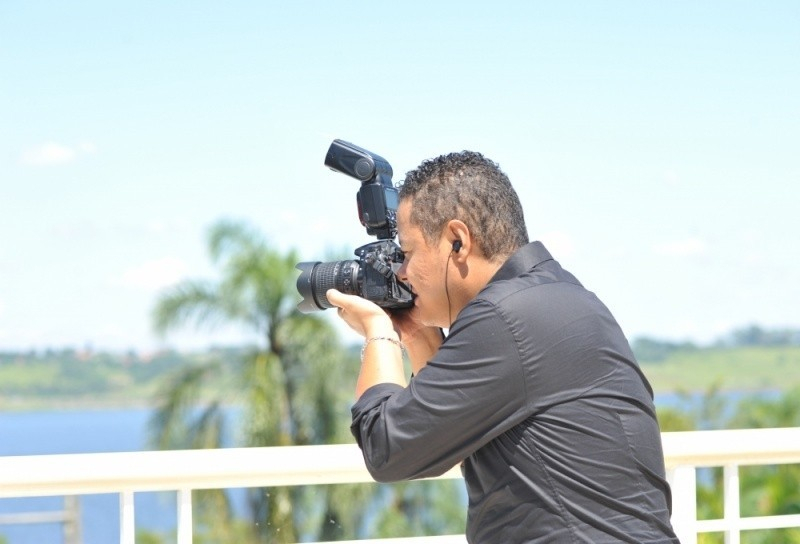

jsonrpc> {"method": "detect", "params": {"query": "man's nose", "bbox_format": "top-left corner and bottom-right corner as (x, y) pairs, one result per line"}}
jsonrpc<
(397, 261), (408, 282)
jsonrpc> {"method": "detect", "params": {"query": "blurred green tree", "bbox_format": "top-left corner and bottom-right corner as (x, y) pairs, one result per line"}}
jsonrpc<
(150, 219), (362, 542)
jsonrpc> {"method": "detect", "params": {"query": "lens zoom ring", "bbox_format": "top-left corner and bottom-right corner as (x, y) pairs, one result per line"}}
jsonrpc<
(312, 261), (358, 309)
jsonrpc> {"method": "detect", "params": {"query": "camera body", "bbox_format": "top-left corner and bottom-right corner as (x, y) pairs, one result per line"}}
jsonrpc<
(295, 140), (414, 313)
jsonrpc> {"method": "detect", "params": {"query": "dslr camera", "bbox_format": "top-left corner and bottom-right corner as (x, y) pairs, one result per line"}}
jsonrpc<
(295, 140), (414, 313)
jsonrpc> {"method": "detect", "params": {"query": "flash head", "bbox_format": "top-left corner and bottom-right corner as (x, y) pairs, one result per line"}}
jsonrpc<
(325, 139), (393, 183)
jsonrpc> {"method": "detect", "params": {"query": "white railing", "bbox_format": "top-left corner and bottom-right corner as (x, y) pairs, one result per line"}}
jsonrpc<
(663, 427), (800, 544)
(1, 428), (799, 544)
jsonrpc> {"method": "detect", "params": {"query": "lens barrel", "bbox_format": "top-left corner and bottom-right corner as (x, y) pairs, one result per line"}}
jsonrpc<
(295, 260), (360, 313)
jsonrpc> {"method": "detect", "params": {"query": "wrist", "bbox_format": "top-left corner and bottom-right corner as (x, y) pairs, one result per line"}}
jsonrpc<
(363, 319), (397, 341)
(360, 336), (405, 363)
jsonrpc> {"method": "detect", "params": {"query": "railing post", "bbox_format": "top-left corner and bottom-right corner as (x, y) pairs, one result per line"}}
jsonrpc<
(177, 488), (193, 544)
(723, 464), (741, 544)
(668, 465), (698, 544)
(120, 490), (135, 544)
(63, 495), (82, 544)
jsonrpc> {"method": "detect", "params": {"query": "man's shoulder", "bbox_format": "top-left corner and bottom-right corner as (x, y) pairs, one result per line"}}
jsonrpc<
(477, 260), (584, 307)
(464, 261), (612, 347)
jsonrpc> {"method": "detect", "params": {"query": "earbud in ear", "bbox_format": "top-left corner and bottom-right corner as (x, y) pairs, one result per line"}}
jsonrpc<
(452, 240), (462, 253)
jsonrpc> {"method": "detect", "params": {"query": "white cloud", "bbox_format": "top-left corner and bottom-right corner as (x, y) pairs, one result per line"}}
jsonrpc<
(653, 237), (706, 257)
(145, 220), (167, 234)
(20, 142), (75, 165)
(19, 141), (97, 166)
(662, 170), (680, 186)
(280, 211), (299, 224)
(77, 141), (97, 154)
(115, 257), (188, 291)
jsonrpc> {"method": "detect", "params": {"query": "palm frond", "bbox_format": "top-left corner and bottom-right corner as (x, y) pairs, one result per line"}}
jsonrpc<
(148, 358), (225, 450)
(208, 219), (264, 265)
(152, 280), (227, 335)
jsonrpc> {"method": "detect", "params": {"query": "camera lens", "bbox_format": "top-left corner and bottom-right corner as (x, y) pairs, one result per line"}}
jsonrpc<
(295, 260), (360, 312)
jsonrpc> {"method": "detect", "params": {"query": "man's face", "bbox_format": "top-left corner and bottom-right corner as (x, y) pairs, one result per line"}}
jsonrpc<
(396, 199), (450, 327)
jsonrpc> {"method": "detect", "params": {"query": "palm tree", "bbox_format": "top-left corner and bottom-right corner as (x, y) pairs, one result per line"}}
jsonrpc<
(150, 219), (360, 542)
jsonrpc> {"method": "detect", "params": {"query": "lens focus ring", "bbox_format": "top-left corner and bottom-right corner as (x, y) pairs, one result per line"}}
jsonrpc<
(312, 260), (359, 309)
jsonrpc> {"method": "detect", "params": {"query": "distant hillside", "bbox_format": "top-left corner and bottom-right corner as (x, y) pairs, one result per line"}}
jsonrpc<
(632, 325), (800, 393)
(1, 325), (798, 409)
(638, 345), (800, 393)
(0, 348), (244, 410)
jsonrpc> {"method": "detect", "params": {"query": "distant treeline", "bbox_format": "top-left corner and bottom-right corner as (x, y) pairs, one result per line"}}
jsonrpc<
(3, 324), (798, 364)
(631, 324), (800, 363)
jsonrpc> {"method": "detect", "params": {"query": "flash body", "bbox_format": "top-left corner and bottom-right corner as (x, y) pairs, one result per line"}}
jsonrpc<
(325, 139), (399, 240)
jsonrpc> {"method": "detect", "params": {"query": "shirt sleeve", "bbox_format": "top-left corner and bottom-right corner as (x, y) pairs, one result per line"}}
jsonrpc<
(350, 298), (529, 482)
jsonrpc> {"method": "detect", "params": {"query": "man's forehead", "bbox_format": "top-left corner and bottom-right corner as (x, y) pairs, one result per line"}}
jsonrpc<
(397, 225), (410, 246)
(396, 200), (411, 225)
(396, 200), (415, 245)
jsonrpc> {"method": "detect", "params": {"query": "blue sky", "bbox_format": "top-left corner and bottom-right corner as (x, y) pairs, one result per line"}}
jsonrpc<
(1, 1), (798, 352)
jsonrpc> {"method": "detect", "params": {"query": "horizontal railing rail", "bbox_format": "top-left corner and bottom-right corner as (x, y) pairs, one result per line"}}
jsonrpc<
(1, 428), (799, 543)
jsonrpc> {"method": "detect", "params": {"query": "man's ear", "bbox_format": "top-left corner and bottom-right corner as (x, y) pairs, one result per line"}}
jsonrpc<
(446, 219), (471, 259)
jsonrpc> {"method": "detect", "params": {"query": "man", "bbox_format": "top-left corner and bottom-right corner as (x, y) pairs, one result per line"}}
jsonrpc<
(327, 151), (679, 543)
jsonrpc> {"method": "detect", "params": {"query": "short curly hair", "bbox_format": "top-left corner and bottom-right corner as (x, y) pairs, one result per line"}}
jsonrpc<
(399, 151), (529, 261)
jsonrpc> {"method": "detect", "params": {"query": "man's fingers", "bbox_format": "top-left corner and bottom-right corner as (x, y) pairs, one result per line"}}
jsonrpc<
(326, 288), (343, 307)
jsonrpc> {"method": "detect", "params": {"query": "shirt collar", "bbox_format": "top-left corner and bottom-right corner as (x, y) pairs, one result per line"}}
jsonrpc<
(489, 241), (554, 283)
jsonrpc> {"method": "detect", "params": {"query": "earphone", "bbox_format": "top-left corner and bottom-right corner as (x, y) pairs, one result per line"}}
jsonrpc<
(445, 239), (463, 326)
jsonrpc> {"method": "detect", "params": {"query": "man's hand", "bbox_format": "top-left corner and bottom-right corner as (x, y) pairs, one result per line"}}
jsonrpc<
(327, 289), (406, 398)
(326, 290), (443, 380)
(325, 289), (395, 339)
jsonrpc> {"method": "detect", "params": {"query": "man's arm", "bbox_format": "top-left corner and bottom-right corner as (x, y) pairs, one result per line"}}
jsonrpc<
(351, 299), (528, 481)
(325, 289), (407, 398)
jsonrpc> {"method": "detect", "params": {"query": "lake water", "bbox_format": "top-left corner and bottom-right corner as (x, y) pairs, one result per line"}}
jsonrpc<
(0, 407), (245, 544)
(0, 391), (779, 543)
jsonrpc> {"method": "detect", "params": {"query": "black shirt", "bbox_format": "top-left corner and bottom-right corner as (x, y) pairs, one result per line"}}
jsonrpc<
(351, 242), (679, 543)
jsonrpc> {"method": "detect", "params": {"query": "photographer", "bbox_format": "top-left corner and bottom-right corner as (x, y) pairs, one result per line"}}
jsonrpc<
(327, 150), (679, 543)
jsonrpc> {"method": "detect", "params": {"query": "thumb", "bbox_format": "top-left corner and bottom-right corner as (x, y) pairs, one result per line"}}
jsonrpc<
(325, 288), (346, 308)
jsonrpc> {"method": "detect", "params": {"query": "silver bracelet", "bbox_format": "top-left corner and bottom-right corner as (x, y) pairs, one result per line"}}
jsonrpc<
(360, 336), (404, 363)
